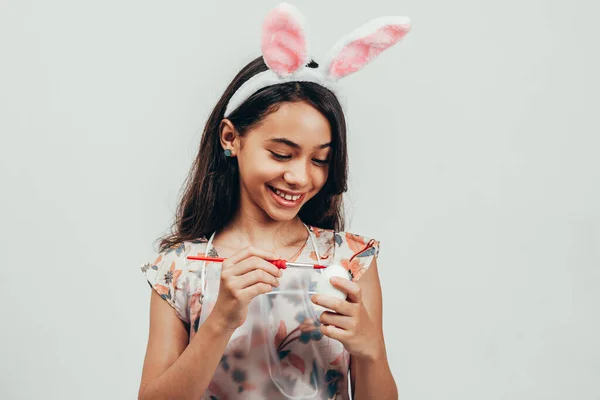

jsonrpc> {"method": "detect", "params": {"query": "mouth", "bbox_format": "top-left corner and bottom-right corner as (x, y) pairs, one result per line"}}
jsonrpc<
(267, 185), (306, 208)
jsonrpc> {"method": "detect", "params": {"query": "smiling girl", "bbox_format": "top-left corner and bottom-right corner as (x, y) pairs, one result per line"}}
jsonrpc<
(138, 3), (410, 399)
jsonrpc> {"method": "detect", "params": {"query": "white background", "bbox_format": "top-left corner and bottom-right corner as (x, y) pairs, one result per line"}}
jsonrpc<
(1, 0), (599, 398)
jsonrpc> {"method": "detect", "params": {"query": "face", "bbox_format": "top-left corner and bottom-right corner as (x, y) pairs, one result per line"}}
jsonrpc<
(226, 101), (332, 222)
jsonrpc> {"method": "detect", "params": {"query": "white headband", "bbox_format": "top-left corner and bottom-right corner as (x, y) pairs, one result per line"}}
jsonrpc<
(223, 2), (411, 118)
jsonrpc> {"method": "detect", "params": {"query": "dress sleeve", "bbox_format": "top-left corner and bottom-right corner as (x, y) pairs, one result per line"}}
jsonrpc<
(140, 242), (190, 324)
(333, 231), (381, 282)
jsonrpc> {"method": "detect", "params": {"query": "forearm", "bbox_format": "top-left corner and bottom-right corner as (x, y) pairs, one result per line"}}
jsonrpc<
(139, 314), (234, 400)
(352, 346), (397, 400)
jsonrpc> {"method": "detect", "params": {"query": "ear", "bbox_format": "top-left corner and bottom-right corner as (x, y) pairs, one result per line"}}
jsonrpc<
(219, 119), (238, 155)
(323, 16), (411, 80)
(261, 2), (309, 77)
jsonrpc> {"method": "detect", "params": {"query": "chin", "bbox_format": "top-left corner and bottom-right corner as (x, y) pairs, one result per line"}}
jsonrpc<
(262, 205), (299, 222)
(268, 211), (298, 222)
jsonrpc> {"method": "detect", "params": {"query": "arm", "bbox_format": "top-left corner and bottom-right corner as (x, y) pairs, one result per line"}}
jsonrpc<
(311, 257), (398, 399)
(138, 245), (281, 400)
(138, 290), (234, 400)
(350, 258), (397, 399)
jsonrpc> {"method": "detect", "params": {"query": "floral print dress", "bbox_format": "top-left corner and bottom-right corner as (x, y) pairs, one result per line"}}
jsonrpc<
(140, 225), (380, 400)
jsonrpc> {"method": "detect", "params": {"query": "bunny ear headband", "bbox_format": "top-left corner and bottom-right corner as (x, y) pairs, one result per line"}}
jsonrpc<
(223, 2), (411, 117)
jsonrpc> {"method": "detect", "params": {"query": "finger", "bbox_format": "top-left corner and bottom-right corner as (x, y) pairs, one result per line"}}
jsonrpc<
(223, 245), (280, 267)
(240, 282), (274, 301)
(320, 324), (349, 342)
(229, 256), (282, 278)
(311, 294), (354, 316)
(319, 311), (354, 331)
(330, 276), (362, 303)
(236, 268), (280, 289)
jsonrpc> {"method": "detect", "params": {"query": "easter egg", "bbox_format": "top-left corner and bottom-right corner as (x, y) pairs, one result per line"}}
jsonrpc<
(316, 264), (351, 300)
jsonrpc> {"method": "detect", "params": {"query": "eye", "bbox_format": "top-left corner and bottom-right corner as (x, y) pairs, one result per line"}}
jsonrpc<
(269, 150), (328, 166)
(269, 151), (291, 160)
(312, 158), (329, 166)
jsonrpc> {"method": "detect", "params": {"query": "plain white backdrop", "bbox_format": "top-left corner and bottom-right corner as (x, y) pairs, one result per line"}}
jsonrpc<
(1, 0), (599, 398)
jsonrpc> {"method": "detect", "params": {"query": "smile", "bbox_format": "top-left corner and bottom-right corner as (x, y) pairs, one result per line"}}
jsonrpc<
(268, 185), (306, 207)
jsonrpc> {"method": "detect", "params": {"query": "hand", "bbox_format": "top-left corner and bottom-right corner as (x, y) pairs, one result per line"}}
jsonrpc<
(211, 246), (282, 331)
(311, 277), (384, 360)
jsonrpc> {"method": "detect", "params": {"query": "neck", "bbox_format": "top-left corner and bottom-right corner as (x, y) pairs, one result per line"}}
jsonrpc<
(216, 212), (307, 252)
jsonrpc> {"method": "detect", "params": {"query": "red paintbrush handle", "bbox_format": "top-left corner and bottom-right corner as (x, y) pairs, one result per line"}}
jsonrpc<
(270, 259), (288, 269)
(186, 256), (226, 262)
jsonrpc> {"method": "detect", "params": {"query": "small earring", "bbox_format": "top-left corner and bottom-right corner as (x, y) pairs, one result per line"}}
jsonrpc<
(223, 149), (232, 157)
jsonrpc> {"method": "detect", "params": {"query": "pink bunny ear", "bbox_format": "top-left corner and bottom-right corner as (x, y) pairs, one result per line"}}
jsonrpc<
(261, 3), (309, 77)
(324, 16), (411, 80)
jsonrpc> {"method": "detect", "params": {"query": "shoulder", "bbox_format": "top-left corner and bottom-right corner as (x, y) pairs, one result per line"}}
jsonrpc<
(306, 225), (380, 281)
(141, 236), (211, 271)
(306, 225), (379, 254)
(152, 236), (215, 268)
(139, 237), (210, 323)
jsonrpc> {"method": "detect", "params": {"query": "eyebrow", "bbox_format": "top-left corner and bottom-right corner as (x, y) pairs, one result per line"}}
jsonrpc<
(267, 137), (332, 149)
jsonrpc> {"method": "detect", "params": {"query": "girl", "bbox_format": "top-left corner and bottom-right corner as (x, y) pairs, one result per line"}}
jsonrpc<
(138, 3), (410, 399)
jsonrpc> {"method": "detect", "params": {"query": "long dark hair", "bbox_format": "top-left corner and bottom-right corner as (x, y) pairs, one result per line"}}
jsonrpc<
(158, 56), (348, 251)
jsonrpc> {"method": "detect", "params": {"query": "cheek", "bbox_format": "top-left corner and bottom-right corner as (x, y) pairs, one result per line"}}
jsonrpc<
(258, 161), (284, 181)
(312, 167), (329, 190)
(239, 158), (281, 185)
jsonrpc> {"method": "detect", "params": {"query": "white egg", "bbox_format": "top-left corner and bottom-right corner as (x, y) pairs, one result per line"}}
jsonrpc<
(316, 264), (351, 300)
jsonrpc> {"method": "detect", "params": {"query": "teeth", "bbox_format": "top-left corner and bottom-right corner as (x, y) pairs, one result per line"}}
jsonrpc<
(273, 188), (301, 201)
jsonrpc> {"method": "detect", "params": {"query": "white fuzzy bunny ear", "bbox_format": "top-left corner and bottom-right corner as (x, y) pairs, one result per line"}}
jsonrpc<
(323, 16), (411, 80)
(261, 3), (309, 77)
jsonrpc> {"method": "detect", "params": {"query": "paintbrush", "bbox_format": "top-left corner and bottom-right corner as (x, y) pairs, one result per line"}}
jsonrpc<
(186, 256), (327, 270)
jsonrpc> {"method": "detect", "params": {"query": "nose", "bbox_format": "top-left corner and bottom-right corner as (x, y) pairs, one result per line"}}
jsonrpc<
(283, 159), (309, 188)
